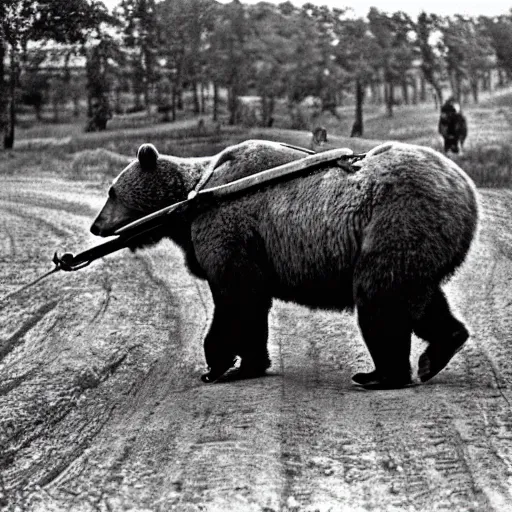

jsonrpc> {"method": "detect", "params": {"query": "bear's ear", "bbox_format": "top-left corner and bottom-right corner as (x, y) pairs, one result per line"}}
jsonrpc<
(137, 143), (159, 170)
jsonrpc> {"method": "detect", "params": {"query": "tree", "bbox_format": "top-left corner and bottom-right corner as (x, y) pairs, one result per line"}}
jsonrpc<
(156, 0), (215, 121)
(247, 2), (298, 126)
(334, 14), (379, 137)
(480, 15), (512, 86)
(367, 8), (415, 117)
(117, 0), (159, 113)
(439, 16), (493, 104)
(390, 12), (416, 106)
(415, 12), (445, 105)
(186, 0), (216, 115)
(19, 48), (48, 120)
(210, 0), (251, 125)
(0, 0), (110, 149)
(303, 4), (345, 118)
(20, 73), (47, 121)
(85, 35), (122, 131)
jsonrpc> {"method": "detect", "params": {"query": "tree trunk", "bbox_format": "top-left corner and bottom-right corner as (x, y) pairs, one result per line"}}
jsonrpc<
(371, 80), (382, 104)
(228, 86), (238, 125)
(200, 83), (206, 114)
(4, 47), (17, 150)
(498, 68), (505, 87)
(261, 95), (275, 127)
(0, 41), (8, 144)
(434, 85), (443, 107)
(386, 82), (394, 117)
(115, 86), (122, 115)
(420, 74), (426, 102)
(134, 84), (143, 111)
(268, 96), (275, 126)
(370, 82), (377, 104)
(471, 78), (479, 104)
(192, 81), (200, 114)
(213, 83), (218, 122)
(481, 72), (489, 92)
(177, 88), (183, 110)
(412, 77), (418, 105)
(450, 71), (462, 103)
(401, 79), (409, 105)
(261, 95), (269, 127)
(350, 78), (364, 138)
(171, 85), (177, 122)
(144, 81), (151, 115)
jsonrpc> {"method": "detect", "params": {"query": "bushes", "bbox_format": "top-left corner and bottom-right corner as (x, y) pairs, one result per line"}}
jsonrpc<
(69, 148), (131, 181)
(5, 108), (512, 188)
(458, 144), (512, 188)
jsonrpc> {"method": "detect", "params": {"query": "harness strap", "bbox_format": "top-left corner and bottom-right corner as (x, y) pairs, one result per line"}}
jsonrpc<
(189, 142), (315, 200)
(119, 146), (361, 237)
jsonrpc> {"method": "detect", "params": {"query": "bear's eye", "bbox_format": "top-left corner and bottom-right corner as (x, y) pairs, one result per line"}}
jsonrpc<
(108, 188), (117, 200)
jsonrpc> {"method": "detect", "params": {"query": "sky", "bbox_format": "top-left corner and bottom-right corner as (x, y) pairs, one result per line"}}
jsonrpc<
(102, 0), (512, 18)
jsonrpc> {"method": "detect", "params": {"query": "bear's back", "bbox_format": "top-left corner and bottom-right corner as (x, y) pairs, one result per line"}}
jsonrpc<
(190, 141), (478, 309)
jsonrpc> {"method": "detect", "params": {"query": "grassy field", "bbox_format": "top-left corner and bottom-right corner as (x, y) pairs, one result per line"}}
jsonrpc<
(4, 88), (512, 188)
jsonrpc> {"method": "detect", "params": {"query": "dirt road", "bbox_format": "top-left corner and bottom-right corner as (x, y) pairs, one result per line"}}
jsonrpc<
(1, 176), (511, 511)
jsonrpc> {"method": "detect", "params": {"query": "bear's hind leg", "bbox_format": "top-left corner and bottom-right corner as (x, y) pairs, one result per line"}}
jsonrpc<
(353, 297), (413, 390)
(413, 288), (468, 383)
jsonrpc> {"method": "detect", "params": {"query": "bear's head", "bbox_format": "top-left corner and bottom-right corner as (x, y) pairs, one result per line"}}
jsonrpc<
(91, 143), (208, 237)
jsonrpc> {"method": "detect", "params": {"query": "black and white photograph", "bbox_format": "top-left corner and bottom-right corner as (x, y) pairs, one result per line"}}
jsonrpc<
(0, 0), (511, 510)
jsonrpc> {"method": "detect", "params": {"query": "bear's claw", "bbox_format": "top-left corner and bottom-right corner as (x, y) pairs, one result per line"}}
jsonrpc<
(201, 358), (239, 383)
(352, 370), (413, 390)
(418, 327), (468, 382)
(201, 357), (269, 383)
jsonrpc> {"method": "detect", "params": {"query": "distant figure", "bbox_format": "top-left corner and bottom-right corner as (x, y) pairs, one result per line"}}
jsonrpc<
(85, 97), (112, 132)
(350, 120), (363, 138)
(197, 118), (206, 135)
(310, 126), (328, 151)
(438, 98), (467, 154)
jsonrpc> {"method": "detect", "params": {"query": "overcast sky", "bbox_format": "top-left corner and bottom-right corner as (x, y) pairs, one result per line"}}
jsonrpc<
(103, 0), (511, 18)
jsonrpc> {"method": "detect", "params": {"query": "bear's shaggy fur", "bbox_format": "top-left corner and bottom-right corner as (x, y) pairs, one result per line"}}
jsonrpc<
(91, 140), (479, 389)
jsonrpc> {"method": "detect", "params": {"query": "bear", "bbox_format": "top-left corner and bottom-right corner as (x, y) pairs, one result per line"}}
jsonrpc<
(438, 98), (468, 154)
(90, 139), (479, 389)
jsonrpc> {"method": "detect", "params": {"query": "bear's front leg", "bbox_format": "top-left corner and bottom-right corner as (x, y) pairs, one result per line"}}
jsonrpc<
(201, 303), (238, 383)
(201, 289), (272, 383)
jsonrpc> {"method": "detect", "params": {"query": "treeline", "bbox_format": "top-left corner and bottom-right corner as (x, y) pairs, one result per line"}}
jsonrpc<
(2, 0), (512, 148)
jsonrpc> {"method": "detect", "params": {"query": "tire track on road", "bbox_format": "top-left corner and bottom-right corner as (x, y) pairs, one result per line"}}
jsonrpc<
(0, 300), (58, 362)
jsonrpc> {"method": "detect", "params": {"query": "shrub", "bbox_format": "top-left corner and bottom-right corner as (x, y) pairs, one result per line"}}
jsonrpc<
(69, 148), (131, 181)
(458, 144), (512, 188)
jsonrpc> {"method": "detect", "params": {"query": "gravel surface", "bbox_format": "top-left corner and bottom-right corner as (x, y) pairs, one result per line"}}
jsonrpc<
(0, 177), (511, 511)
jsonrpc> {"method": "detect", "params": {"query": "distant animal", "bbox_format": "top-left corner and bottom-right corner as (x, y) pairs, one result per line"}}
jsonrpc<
(197, 118), (206, 134)
(85, 97), (112, 132)
(438, 99), (468, 154)
(91, 140), (478, 390)
(310, 126), (328, 151)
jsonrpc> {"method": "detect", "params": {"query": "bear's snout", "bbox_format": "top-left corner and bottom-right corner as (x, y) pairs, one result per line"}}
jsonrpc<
(90, 222), (103, 236)
(90, 215), (121, 237)
(90, 196), (140, 237)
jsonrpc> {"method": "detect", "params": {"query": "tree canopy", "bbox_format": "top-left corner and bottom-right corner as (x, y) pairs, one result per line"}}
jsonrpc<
(2, 1), (512, 147)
